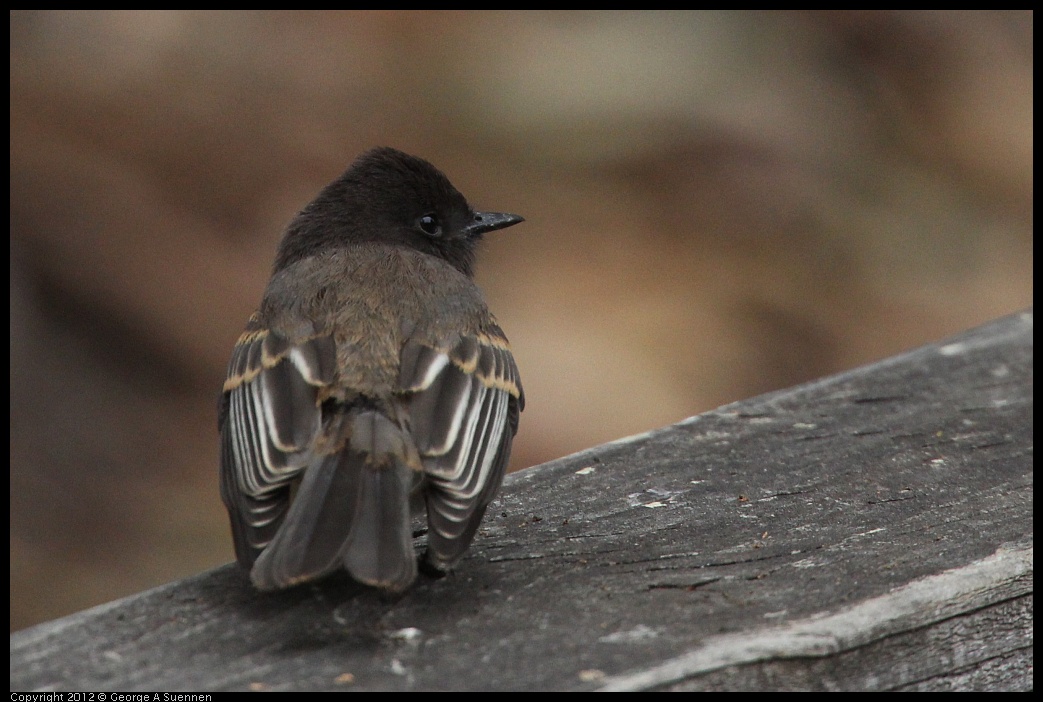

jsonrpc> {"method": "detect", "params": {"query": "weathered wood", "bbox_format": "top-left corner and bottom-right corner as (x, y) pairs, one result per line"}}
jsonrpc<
(10, 311), (1033, 691)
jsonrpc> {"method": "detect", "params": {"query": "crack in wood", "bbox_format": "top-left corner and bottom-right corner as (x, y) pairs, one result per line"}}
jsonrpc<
(647, 578), (722, 592)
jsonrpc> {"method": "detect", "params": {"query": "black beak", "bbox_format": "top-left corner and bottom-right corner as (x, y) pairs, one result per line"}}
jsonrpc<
(464, 211), (525, 238)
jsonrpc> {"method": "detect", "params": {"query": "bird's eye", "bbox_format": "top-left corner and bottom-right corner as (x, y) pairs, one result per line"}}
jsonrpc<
(417, 214), (442, 237)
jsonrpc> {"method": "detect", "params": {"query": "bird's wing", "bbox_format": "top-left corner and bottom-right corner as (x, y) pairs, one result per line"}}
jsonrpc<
(399, 327), (524, 571)
(218, 315), (336, 569)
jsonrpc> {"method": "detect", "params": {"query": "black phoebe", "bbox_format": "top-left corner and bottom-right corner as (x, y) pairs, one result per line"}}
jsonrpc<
(219, 147), (524, 592)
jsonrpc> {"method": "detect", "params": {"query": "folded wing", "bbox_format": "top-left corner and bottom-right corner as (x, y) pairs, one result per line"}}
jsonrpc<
(399, 329), (524, 571)
(218, 317), (336, 569)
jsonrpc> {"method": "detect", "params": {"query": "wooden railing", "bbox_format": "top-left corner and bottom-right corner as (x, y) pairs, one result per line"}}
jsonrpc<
(11, 311), (1032, 691)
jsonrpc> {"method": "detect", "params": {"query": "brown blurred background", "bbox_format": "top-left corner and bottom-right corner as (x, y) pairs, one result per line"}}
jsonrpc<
(9, 11), (1032, 631)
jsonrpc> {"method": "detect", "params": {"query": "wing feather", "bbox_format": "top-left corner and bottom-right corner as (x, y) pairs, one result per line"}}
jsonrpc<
(403, 332), (523, 572)
(218, 320), (335, 568)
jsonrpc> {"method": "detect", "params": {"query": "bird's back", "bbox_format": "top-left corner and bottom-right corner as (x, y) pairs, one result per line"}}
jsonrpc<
(259, 243), (496, 397)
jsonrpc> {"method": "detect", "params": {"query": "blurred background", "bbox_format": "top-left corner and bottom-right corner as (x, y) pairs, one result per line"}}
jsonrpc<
(10, 10), (1032, 631)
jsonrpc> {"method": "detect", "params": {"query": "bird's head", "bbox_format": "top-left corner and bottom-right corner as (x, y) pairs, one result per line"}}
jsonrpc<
(275, 147), (524, 277)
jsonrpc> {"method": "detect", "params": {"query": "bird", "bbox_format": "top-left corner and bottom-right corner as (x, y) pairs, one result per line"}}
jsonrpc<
(218, 147), (525, 592)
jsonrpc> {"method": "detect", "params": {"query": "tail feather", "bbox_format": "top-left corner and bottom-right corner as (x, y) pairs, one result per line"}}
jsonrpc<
(250, 410), (420, 592)
(341, 454), (417, 591)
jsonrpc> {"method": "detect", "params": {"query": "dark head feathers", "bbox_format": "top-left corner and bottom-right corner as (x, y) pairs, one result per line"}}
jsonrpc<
(273, 147), (522, 278)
